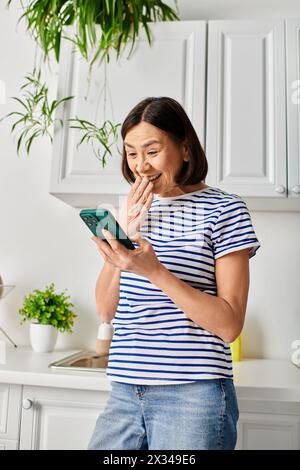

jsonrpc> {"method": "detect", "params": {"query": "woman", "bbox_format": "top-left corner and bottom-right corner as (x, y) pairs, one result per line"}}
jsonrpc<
(87, 96), (261, 450)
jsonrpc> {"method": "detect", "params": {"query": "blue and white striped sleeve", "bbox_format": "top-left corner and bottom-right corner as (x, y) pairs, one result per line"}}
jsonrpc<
(211, 197), (261, 260)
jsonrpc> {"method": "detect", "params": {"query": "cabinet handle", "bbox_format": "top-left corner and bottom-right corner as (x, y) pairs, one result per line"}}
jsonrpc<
(22, 398), (33, 410)
(275, 185), (286, 194)
(292, 185), (300, 194)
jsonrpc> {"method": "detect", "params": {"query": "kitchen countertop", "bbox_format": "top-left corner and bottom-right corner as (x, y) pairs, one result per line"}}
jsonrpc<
(0, 345), (112, 392)
(1, 345), (300, 399)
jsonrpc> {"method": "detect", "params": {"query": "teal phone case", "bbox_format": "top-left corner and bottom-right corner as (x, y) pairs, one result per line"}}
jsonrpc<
(79, 208), (135, 250)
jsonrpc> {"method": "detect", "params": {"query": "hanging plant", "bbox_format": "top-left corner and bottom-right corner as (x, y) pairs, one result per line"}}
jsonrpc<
(4, 0), (180, 164)
(68, 57), (122, 168)
(7, 0), (179, 66)
(68, 117), (121, 168)
(0, 66), (73, 155)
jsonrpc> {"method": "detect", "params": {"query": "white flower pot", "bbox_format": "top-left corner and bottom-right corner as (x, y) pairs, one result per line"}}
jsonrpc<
(30, 323), (58, 353)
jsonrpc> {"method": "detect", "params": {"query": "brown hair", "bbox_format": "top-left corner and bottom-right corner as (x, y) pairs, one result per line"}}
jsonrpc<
(121, 96), (208, 185)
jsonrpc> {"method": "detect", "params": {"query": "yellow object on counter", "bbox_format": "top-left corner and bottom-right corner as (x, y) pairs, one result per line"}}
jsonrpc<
(230, 335), (242, 362)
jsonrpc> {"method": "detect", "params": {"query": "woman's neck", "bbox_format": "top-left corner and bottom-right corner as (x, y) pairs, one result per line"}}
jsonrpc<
(157, 182), (209, 198)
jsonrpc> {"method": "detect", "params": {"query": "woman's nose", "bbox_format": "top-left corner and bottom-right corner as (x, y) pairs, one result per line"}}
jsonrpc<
(136, 161), (150, 174)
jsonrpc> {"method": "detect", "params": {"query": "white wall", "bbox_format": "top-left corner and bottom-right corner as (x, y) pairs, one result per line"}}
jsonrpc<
(0, 1), (299, 359)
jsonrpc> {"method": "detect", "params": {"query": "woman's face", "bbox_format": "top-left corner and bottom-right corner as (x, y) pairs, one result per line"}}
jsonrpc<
(124, 121), (189, 197)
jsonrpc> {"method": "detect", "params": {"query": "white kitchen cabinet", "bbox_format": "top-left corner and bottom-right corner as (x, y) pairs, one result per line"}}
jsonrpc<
(1, 346), (300, 450)
(0, 383), (22, 448)
(236, 398), (300, 450)
(206, 20), (287, 199)
(205, 19), (300, 211)
(18, 385), (300, 450)
(1, 381), (300, 449)
(286, 19), (300, 199)
(50, 21), (207, 209)
(49, 18), (300, 211)
(0, 439), (19, 449)
(19, 385), (109, 450)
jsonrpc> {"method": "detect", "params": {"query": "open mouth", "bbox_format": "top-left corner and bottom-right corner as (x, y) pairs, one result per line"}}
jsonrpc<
(148, 173), (162, 182)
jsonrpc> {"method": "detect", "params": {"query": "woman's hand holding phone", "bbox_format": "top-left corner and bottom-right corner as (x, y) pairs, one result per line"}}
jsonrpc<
(118, 176), (154, 241)
(90, 177), (162, 278)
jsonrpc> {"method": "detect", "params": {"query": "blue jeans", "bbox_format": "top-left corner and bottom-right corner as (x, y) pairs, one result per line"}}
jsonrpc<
(87, 378), (239, 450)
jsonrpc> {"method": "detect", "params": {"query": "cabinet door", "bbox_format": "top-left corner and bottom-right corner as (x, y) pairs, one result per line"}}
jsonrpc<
(0, 439), (18, 450)
(206, 20), (287, 198)
(19, 385), (110, 450)
(286, 19), (300, 199)
(0, 383), (22, 441)
(50, 21), (207, 208)
(236, 412), (300, 450)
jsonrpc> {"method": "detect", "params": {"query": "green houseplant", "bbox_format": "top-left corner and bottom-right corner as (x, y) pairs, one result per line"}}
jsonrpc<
(19, 282), (77, 352)
(4, 0), (180, 163)
(8, 0), (179, 66)
(5, 0), (179, 162)
(0, 67), (74, 156)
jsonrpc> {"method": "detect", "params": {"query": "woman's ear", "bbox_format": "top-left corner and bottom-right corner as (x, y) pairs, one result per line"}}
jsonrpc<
(182, 143), (189, 162)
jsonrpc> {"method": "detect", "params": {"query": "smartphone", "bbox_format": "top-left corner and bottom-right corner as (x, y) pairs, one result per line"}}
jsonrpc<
(79, 208), (136, 250)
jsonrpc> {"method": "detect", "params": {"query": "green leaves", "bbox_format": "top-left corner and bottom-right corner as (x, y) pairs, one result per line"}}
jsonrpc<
(0, 66), (121, 163)
(17, 0), (76, 62)
(8, 1), (180, 65)
(68, 117), (122, 168)
(0, 67), (74, 155)
(18, 282), (77, 333)
(5, 1), (180, 162)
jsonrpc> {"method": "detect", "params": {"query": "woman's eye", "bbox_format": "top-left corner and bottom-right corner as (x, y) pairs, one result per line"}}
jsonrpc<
(128, 151), (157, 157)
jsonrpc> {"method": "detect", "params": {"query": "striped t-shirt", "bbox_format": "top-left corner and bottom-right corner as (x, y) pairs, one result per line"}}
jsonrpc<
(106, 186), (261, 385)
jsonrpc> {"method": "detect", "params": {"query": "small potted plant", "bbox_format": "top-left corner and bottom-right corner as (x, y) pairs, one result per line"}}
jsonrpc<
(19, 283), (77, 353)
